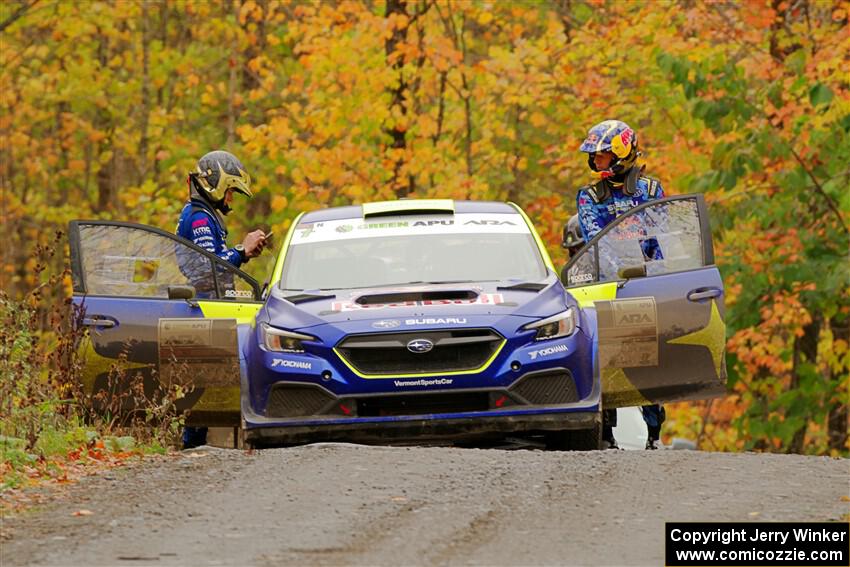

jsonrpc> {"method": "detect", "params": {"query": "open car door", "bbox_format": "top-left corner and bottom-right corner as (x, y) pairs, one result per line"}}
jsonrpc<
(562, 195), (727, 408)
(69, 221), (263, 426)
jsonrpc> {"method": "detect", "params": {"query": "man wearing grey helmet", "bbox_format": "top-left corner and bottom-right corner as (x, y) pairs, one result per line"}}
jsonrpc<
(175, 150), (269, 448)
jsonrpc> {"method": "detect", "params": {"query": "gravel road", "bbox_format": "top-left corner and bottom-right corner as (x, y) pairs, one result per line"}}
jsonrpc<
(2, 444), (848, 566)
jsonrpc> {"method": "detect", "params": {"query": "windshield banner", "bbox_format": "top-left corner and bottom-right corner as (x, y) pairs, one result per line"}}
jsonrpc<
(291, 214), (527, 245)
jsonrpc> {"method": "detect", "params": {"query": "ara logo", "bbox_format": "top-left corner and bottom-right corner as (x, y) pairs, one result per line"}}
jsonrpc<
(528, 344), (569, 360)
(406, 339), (434, 354)
(462, 220), (517, 226)
(372, 319), (401, 329)
(619, 313), (653, 325)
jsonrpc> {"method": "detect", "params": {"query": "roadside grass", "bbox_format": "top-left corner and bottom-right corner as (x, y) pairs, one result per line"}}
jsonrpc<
(1, 236), (187, 510)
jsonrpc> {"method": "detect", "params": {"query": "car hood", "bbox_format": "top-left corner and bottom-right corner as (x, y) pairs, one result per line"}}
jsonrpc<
(261, 277), (574, 331)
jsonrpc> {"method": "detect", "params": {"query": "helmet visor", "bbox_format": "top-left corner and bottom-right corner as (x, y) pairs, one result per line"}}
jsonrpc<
(218, 166), (252, 198)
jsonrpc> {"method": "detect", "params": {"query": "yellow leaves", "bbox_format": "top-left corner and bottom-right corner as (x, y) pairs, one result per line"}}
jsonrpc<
(529, 112), (547, 128)
(67, 159), (86, 173)
(271, 195), (288, 212)
(200, 90), (218, 107)
(416, 114), (438, 138)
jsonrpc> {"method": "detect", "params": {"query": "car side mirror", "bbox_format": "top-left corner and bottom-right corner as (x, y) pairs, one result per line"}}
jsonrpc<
(618, 265), (647, 279)
(168, 285), (196, 300)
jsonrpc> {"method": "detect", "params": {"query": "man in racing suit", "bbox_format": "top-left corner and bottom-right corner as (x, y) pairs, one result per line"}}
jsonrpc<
(176, 150), (267, 448)
(575, 120), (666, 450)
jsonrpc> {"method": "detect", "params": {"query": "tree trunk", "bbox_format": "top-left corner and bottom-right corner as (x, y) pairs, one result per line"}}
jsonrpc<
(226, 0), (240, 145)
(385, 0), (411, 198)
(828, 317), (849, 452)
(787, 316), (820, 453)
(138, 0), (152, 184)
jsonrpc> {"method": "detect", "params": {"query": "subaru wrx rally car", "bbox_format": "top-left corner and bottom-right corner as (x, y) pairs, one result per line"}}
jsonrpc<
(69, 195), (727, 449)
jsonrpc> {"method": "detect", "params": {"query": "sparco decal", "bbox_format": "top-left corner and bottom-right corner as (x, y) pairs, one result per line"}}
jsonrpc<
(405, 317), (468, 325)
(569, 272), (593, 284)
(271, 359), (313, 370)
(332, 294), (504, 312)
(528, 344), (569, 360)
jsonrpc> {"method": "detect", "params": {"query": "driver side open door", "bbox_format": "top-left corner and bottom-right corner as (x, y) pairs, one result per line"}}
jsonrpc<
(69, 221), (264, 426)
(563, 195), (727, 408)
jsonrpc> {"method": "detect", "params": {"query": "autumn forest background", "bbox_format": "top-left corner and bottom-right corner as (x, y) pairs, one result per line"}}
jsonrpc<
(1, 0), (848, 456)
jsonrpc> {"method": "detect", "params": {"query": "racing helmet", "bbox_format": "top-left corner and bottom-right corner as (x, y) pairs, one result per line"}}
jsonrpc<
(190, 151), (252, 211)
(579, 120), (640, 178)
(562, 214), (584, 254)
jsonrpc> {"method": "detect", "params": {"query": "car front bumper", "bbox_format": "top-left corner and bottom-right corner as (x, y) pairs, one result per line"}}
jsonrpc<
(243, 406), (601, 446)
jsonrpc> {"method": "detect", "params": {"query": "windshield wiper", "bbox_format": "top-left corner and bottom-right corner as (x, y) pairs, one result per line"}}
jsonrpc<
(497, 281), (548, 292)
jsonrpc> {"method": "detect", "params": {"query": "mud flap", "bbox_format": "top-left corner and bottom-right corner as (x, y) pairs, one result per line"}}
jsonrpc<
(597, 295), (726, 407)
(158, 318), (241, 425)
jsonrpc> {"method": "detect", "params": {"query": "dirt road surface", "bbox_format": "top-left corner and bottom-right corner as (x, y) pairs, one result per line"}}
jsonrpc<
(2, 444), (848, 566)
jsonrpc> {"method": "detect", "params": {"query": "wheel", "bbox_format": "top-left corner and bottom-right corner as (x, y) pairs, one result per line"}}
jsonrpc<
(544, 419), (603, 451)
(569, 420), (602, 451)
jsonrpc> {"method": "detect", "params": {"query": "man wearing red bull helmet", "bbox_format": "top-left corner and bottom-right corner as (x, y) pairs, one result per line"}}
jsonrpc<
(575, 119), (666, 450)
(176, 150), (269, 449)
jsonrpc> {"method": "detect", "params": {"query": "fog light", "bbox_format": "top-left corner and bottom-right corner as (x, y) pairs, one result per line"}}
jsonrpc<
(511, 361), (521, 371)
(321, 370), (332, 381)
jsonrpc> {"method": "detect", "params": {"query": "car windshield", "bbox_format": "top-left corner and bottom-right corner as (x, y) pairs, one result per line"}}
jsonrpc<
(279, 213), (547, 291)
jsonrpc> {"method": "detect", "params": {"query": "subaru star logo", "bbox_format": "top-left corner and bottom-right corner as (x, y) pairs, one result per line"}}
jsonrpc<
(372, 319), (401, 329)
(406, 339), (434, 354)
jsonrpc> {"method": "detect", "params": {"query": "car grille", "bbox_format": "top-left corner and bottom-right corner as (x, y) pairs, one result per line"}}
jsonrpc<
(357, 392), (490, 417)
(266, 384), (336, 417)
(336, 329), (503, 376)
(510, 370), (578, 405)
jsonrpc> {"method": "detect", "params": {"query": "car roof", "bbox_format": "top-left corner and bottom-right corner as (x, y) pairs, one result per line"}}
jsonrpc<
(299, 200), (518, 224)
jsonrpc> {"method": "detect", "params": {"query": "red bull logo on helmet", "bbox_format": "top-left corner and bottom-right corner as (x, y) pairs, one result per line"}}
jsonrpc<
(611, 127), (634, 158)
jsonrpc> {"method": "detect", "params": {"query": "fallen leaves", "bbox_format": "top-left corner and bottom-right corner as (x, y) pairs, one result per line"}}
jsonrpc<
(1, 442), (148, 517)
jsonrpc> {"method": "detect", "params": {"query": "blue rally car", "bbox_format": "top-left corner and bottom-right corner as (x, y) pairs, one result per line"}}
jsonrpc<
(69, 196), (727, 449)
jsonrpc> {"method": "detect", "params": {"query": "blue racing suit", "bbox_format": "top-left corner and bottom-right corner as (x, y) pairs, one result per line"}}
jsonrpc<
(174, 196), (244, 449)
(576, 176), (664, 241)
(176, 198), (245, 268)
(575, 173), (666, 445)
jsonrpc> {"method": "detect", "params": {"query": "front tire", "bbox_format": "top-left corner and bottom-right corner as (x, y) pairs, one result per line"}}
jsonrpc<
(544, 420), (602, 451)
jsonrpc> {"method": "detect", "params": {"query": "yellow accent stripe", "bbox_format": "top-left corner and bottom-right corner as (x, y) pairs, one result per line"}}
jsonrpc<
(333, 339), (506, 379)
(508, 202), (555, 273)
(362, 199), (454, 217)
(668, 299), (726, 379)
(567, 281), (618, 308)
(197, 301), (262, 324)
(602, 367), (652, 407)
(270, 211), (305, 288)
(596, 121), (618, 153)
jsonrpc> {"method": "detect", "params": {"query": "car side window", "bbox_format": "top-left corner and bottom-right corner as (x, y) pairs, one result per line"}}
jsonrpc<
(76, 223), (259, 300)
(564, 196), (707, 287)
(215, 262), (259, 300)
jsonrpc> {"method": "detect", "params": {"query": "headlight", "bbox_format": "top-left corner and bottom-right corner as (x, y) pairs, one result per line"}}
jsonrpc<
(522, 307), (577, 341)
(260, 323), (317, 352)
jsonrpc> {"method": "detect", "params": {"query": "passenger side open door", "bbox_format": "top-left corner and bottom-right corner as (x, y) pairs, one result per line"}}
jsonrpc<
(563, 195), (727, 408)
